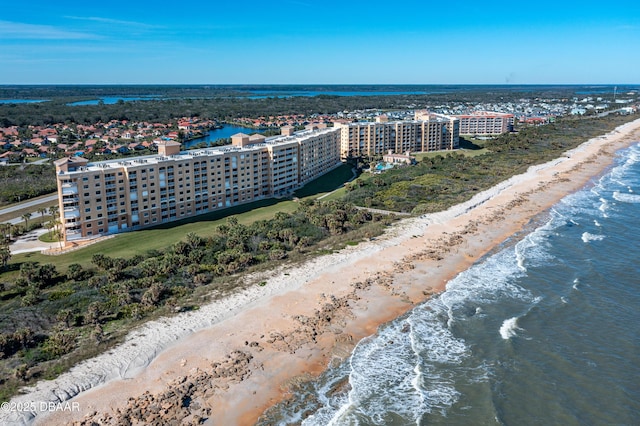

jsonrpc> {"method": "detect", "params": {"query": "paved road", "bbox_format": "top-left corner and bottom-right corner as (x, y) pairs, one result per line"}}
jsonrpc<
(0, 193), (58, 217)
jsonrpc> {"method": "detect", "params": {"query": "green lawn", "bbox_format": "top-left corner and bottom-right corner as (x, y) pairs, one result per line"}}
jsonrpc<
(7, 164), (356, 272)
(12, 198), (298, 271)
(38, 230), (62, 243)
(293, 164), (354, 198)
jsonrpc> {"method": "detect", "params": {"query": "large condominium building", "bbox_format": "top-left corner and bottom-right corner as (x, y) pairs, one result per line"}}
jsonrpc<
(453, 111), (514, 136)
(54, 127), (341, 242)
(333, 111), (459, 158)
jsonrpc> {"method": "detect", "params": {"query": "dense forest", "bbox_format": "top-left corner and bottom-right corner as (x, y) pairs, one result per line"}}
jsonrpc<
(0, 165), (57, 205)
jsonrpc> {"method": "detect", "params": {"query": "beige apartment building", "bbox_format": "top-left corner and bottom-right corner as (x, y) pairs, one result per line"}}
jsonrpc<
(453, 111), (514, 136)
(54, 127), (341, 242)
(54, 114), (460, 242)
(333, 111), (459, 158)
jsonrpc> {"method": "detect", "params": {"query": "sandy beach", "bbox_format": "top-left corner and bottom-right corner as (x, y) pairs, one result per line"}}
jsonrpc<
(4, 118), (640, 426)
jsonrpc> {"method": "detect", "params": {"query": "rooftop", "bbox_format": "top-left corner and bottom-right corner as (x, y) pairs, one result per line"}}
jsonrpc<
(56, 127), (339, 175)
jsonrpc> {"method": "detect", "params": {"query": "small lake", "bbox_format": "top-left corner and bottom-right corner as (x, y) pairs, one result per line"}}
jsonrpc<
(67, 96), (162, 106)
(0, 99), (48, 104)
(183, 125), (266, 149)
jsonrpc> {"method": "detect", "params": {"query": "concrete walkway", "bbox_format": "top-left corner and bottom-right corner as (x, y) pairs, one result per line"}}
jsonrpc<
(9, 228), (60, 255)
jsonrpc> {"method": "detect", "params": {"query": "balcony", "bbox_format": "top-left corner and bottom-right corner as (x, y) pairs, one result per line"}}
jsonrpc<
(61, 184), (78, 195)
(62, 193), (78, 200)
(64, 208), (80, 219)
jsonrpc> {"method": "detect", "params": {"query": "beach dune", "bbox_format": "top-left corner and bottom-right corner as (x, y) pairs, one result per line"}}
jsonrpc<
(4, 118), (640, 426)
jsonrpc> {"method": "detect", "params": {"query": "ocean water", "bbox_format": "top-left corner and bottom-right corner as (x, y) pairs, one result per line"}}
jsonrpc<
(260, 142), (640, 426)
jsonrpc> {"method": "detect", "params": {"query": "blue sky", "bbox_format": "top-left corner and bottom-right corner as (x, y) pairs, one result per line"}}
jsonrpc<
(1, 1), (639, 84)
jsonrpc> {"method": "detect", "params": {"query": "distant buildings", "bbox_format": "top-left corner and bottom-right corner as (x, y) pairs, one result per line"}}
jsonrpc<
(382, 151), (415, 165)
(452, 111), (514, 136)
(333, 111), (459, 158)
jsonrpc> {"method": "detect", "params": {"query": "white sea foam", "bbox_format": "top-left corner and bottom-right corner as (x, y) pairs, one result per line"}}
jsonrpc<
(598, 197), (609, 217)
(613, 191), (640, 203)
(323, 314), (457, 426)
(581, 232), (605, 243)
(572, 278), (580, 290)
(594, 220), (601, 227)
(500, 317), (522, 339)
(561, 296), (568, 304)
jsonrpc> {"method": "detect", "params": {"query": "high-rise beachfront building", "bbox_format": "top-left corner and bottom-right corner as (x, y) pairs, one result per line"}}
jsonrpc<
(54, 113), (460, 242)
(452, 111), (514, 136)
(333, 111), (459, 159)
(54, 126), (341, 242)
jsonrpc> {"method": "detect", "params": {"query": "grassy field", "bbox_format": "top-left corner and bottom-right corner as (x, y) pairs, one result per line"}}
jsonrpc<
(413, 137), (490, 161)
(6, 165), (356, 273)
(293, 164), (354, 198)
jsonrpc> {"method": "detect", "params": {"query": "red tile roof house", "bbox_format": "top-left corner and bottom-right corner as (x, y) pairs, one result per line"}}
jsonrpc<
(0, 127), (19, 137)
(178, 122), (192, 131)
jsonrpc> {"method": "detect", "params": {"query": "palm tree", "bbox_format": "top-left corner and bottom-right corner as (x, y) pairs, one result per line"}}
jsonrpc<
(0, 223), (9, 241)
(21, 212), (32, 229)
(48, 205), (59, 220)
(0, 241), (11, 270)
(55, 219), (63, 249)
(37, 207), (47, 221)
(46, 219), (55, 240)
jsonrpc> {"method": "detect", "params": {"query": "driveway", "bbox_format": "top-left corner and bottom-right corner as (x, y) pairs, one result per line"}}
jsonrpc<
(10, 228), (60, 255)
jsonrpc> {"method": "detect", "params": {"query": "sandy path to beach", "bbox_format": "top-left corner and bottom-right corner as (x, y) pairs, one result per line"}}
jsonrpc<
(4, 118), (639, 426)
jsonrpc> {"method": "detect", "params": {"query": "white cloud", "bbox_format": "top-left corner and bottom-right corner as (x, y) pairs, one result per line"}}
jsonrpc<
(0, 20), (97, 40)
(64, 15), (161, 29)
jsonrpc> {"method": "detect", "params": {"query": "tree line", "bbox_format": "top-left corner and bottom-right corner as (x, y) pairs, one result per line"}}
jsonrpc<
(0, 165), (57, 206)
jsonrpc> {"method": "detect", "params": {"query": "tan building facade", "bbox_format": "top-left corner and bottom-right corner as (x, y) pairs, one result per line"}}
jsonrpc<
(453, 111), (514, 136)
(55, 127), (342, 241)
(334, 112), (459, 158)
